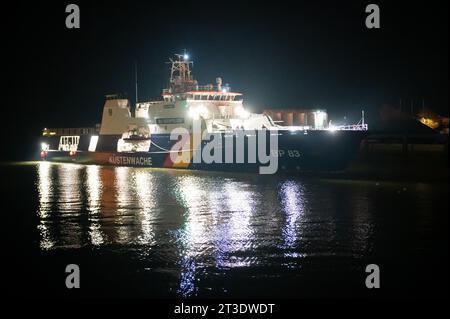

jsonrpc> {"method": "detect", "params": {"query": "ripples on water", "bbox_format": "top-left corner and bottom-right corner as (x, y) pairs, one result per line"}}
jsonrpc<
(32, 162), (445, 297)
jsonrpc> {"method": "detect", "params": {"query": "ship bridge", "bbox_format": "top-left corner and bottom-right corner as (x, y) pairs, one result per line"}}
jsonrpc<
(161, 53), (242, 102)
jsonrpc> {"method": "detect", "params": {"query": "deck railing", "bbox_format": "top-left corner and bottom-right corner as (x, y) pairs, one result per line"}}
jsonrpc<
(331, 124), (368, 131)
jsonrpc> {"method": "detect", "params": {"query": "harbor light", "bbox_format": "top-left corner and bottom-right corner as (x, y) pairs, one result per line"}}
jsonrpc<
(188, 105), (208, 120)
(41, 143), (49, 151)
(188, 108), (199, 120)
(313, 110), (327, 129)
(235, 106), (250, 119)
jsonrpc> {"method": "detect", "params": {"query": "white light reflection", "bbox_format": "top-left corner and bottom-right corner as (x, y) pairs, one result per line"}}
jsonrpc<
(134, 170), (156, 245)
(174, 176), (258, 297)
(176, 176), (210, 256)
(57, 164), (83, 213)
(56, 164), (84, 248)
(279, 181), (305, 251)
(86, 165), (104, 246)
(36, 164), (161, 249)
(114, 166), (134, 244)
(37, 162), (55, 250)
(174, 175), (215, 297)
(219, 182), (256, 267)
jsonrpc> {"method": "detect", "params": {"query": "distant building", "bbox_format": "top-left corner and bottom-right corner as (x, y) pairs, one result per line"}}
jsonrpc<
(417, 109), (449, 134)
(263, 108), (328, 129)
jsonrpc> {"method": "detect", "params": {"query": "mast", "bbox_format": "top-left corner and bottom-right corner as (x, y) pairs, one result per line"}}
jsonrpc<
(135, 60), (139, 104)
(165, 53), (197, 94)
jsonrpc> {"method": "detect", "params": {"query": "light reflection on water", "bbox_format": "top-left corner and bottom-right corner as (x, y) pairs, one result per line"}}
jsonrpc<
(35, 162), (379, 297)
(279, 181), (305, 254)
(86, 165), (104, 246)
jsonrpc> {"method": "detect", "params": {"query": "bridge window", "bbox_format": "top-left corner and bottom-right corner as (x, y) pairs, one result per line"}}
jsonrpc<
(88, 136), (99, 152)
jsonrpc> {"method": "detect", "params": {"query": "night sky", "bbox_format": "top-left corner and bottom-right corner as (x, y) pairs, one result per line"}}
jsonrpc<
(3, 0), (449, 159)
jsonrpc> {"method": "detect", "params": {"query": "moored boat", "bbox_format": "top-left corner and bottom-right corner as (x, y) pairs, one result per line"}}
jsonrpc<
(40, 54), (368, 174)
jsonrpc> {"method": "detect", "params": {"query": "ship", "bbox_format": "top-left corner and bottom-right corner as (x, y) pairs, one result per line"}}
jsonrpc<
(39, 53), (368, 174)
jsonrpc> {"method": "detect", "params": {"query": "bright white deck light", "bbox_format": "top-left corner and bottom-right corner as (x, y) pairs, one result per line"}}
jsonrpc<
(41, 143), (49, 151)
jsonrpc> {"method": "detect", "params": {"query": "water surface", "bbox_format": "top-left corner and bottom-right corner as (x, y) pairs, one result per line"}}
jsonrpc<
(3, 162), (448, 298)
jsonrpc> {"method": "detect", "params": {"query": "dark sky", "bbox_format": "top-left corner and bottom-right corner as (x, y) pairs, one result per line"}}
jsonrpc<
(3, 0), (449, 158)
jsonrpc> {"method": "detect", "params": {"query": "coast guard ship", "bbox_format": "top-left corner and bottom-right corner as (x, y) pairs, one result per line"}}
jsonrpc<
(39, 54), (368, 173)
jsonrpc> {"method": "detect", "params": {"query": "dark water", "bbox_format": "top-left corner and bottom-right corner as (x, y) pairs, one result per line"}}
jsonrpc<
(3, 162), (448, 298)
